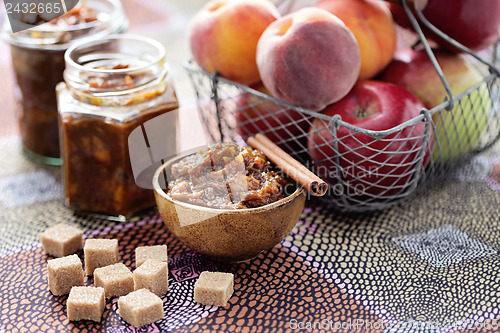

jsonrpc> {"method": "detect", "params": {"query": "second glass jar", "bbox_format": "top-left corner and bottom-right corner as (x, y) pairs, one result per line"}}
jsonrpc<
(1, 0), (128, 165)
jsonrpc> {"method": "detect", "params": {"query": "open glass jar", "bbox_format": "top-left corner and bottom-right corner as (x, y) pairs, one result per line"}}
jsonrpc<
(57, 35), (179, 220)
(1, 0), (128, 165)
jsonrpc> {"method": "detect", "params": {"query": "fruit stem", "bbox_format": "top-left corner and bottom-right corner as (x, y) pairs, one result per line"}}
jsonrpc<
(355, 106), (369, 118)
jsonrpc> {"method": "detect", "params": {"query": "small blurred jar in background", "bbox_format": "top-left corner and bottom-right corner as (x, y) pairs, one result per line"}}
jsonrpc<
(1, 0), (128, 165)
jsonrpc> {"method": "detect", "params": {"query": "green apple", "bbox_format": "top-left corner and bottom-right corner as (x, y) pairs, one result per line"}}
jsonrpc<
(381, 49), (491, 163)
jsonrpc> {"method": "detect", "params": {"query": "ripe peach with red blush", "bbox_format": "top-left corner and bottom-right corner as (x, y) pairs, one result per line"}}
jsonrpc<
(315, 0), (397, 80)
(189, 0), (280, 85)
(256, 7), (361, 111)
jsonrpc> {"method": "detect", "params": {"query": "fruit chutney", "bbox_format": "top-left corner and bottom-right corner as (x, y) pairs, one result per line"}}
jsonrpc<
(168, 142), (288, 209)
(57, 35), (179, 219)
(1, 0), (128, 164)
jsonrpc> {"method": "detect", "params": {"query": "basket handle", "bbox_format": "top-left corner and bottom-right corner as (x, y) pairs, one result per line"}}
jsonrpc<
(413, 3), (500, 77)
(400, 0), (456, 111)
(210, 71), (225, 142)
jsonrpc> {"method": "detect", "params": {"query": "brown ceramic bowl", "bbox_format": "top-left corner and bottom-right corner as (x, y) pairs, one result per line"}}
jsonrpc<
(153, 151), (306, 262)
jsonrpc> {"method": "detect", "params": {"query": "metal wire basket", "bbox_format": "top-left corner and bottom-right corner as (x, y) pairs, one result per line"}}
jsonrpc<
(184, 0), (500, 212)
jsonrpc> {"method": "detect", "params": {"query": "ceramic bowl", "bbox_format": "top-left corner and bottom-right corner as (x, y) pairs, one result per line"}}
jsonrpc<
(153, 152), (306, 262)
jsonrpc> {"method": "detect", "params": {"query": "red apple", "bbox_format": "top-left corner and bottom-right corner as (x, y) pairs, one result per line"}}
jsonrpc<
(308, 81), (431, 197)
(380, 48), (491, 163)
(388, 0), (500, 52)
(234, 83), (310, 159)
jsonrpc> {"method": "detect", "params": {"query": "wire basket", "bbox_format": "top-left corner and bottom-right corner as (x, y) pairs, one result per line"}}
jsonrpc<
(184, 1), (500, 212)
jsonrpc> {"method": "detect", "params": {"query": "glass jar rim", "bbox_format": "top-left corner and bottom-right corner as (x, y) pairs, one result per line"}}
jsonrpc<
(1, 0), (127, 50)
(63, 34), (169, 106)
(64, 34), (167, 76)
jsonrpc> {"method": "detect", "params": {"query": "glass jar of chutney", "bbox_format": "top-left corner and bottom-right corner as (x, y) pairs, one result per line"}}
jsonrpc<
(1, 0), (128, 165)
(57, 35), (180, 220)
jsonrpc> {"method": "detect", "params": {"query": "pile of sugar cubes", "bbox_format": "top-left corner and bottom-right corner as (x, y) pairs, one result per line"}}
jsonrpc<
(41, 223), (234, 327)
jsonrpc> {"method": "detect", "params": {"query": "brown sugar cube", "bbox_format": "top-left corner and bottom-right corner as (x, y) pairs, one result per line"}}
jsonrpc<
(194, 271), (234, 307)
(118, 288), (164, 327)
(135, 245), (168, 268)
(84, 239), (119, 275)
(133, 259), (169, 297)
(67, 286), (105, 322)
(40, 223), (83, 258)
(94, 263), (134, 298)
(47, 254), (84, 296)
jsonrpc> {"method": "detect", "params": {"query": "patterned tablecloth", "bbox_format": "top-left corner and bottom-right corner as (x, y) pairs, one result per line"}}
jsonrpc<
(1, 1), (500, 333)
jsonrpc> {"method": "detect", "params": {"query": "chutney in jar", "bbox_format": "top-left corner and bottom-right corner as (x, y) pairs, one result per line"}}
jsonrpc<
(59, 35), (178, 218)
(61, 96), (178, 217)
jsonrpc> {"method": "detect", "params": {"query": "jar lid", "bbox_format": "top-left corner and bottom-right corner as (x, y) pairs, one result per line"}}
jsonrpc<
(1, 0), (128, 51)
(63, 34), (170, 108)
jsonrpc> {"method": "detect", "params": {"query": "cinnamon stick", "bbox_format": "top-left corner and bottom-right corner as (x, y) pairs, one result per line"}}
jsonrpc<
(247, 134), (328, 196)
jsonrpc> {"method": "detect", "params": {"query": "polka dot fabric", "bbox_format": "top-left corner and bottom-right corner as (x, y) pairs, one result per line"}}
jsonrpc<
(1, 122), (500, 332)
(2, 173), (500, 333)
(0, 213), (383, 333)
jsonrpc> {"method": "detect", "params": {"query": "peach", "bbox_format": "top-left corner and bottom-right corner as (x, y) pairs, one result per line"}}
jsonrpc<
(188, 0), (280, 85)
(256, 7), (360, 111)
(315, 0), (397, 80)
